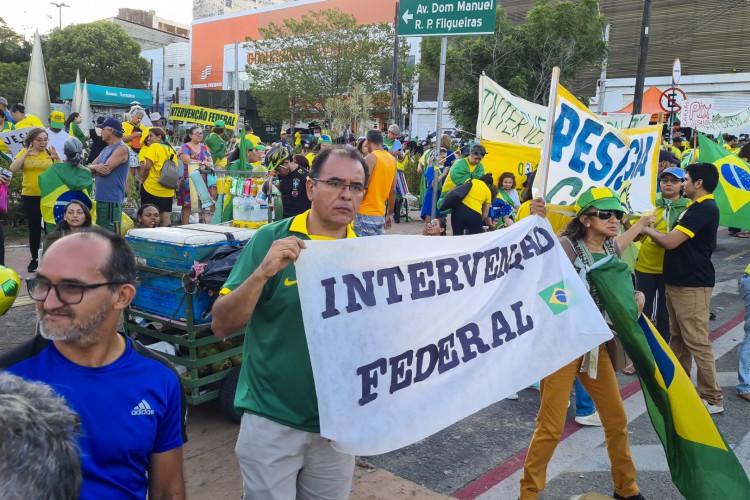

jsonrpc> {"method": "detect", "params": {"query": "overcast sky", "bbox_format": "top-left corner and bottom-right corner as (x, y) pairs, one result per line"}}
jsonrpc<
(3, 0), (193, 38)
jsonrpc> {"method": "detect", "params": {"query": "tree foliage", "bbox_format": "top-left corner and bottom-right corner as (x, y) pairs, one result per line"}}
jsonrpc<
(246, 8), (412, 125)
(325, 83), (374, 139)
(0, 17), (32, 104)
(420, 0), (607, 133)
(44, 21), (150, 99)
(0, 62), (29, 105)
(0, 17), (32, 64)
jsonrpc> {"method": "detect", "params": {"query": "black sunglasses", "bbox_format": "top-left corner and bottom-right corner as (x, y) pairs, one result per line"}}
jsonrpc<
(585, 210), (624, 221)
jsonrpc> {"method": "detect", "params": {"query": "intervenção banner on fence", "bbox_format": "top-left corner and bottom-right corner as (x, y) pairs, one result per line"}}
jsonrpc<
(295, 217), (613, 455)
(535, 84), (659, 213)
(168, 104), (239, 129)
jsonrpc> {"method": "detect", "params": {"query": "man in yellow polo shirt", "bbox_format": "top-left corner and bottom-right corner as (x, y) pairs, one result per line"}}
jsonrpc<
(211, 146), (366, 500)
(354, 130), (396, 236)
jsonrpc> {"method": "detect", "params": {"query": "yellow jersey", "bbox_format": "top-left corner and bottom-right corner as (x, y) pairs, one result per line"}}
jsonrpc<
(359, 149), (396, 217)
(14, 115), (44, 130)
(14, 148), (53, 196)
(462, 179), (492, 215)
(141, 143), (176, 198)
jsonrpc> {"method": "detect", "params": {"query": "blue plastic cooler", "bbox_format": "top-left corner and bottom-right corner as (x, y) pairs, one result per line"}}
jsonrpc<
(127, 224), (255, 323)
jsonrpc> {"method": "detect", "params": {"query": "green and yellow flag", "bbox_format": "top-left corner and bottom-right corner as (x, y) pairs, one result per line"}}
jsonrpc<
(588, 256), (750, 499)
(697, 133), (750, 229)
(38, 163), (94, 231)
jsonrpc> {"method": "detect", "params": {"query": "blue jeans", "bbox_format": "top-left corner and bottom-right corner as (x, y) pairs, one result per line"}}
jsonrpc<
(738, 275), (750, 395)
(574, 376), (596, 416)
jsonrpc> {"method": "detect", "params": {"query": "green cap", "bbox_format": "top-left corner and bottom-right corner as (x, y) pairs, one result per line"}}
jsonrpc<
(214, 119), (225, 128)
(575, 187), (623, 216)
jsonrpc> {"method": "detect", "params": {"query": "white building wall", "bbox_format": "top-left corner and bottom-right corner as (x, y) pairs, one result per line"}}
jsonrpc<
(407, 35), (456, 140)
(193, 0), (299, 20)
(141, 48), (165, 113)
(164, 42), (192, 109)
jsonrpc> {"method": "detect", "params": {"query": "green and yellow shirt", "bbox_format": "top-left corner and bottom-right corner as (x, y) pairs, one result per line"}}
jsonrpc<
(219, 210), (356, 432)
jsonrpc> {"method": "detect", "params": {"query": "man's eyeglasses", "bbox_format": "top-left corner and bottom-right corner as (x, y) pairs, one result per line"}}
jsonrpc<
(311, 177), (366, 195)
(584, 210), (624, 221)
(27, 278), (127, 305)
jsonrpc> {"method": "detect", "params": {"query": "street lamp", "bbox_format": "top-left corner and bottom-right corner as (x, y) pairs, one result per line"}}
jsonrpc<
(49, 2), (70, 30)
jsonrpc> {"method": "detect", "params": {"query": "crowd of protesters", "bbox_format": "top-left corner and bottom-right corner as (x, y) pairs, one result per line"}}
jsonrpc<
(1, 95), (747, 500)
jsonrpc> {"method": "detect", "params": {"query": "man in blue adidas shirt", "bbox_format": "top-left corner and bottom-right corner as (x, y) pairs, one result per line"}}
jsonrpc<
(0, 228), (187, 500)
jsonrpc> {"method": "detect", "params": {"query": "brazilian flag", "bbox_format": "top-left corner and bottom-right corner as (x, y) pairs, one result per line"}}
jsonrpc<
(39, 163), (94, 232)
(697, 133), (750, 230)
(588, 256), (750, 499)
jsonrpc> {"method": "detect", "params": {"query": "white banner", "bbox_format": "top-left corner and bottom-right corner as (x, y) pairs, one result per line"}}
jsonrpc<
(703, 105), (750, 133)
(477, 75), (548, 146)
(295, 217), (613, 456)
(598, 113), (652, 130)
(536, 85), (659, 213)
(681, 99), (715, 129)
(0, 128), (33, 157)
(478, 76), (653, 145)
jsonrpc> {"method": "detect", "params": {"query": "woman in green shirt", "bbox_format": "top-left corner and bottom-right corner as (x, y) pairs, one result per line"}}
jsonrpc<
(65, 113), (87, 143)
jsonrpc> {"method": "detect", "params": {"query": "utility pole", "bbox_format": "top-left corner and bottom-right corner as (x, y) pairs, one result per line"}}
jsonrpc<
(596, 24), (611, 114)
(155, 82), (160, 118)
(234, 41), (240, 120)
(391, 2), (400, 126)
(632, 0), (652, 115)
(49, 2), (70, 29)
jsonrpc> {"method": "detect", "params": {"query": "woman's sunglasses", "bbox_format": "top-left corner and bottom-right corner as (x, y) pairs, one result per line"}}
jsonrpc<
(585, 210), (624, 221)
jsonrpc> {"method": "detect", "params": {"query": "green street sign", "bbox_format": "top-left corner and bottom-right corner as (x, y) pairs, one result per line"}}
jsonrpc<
(397, 0), (497, 37)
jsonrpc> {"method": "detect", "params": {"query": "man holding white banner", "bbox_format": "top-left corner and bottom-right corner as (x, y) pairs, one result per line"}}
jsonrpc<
(211, 147), (366, 500)
(293, 200), (612, 461)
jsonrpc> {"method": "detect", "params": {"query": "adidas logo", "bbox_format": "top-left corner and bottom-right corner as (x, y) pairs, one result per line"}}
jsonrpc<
(131, 400), (155, 416)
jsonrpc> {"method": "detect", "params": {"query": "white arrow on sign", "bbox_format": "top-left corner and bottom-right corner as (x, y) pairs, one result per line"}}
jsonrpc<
(402, 9), (413, 24)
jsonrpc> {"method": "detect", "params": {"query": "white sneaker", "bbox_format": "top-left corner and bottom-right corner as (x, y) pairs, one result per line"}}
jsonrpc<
(575, 411), (602, 426)
(702, 398), (724, 414)
(506, 393), (519, 400)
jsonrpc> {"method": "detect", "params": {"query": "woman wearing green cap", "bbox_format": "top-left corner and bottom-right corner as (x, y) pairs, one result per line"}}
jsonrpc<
(520, 187), (654, 500)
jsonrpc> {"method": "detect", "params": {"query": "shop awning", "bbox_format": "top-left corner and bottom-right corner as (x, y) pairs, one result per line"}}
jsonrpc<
(60, 82), (153, 107)
(614, 86), (665, 114)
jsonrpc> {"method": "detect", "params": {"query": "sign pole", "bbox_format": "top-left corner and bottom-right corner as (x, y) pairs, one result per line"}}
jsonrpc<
(668, 58), (681, 147)
(536, 67), (560, 200)
(234, 41), (240, 130)
(431, 36), (448, 219)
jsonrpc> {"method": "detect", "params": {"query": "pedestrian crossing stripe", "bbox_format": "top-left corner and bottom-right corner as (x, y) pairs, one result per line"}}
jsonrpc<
(11, 296), (34, 308)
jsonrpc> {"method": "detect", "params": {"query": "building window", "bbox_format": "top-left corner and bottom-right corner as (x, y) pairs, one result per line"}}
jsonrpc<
(180, 77), (185, 89)
(168, 78), (174, 91)
(225, 0), (232, 7)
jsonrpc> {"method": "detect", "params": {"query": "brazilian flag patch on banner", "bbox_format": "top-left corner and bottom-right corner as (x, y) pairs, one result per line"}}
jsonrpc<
(539, 281), (570, 315)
